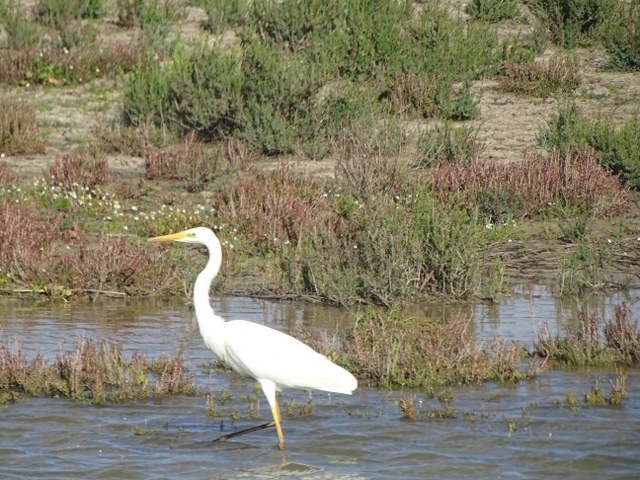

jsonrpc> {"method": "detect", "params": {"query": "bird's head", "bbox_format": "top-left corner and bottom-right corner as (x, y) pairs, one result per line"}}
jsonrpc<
(148, 227), (217, 245)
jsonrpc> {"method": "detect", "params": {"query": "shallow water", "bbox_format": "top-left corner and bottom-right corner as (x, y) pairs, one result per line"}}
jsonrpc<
(1, 292), (639, 480)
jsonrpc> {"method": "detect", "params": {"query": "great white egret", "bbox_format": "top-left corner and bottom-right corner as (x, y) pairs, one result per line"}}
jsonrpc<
(149, 227), (357, 449)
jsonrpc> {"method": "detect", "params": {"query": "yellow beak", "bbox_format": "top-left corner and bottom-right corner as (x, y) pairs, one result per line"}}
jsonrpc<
(148, 231), (191, 242)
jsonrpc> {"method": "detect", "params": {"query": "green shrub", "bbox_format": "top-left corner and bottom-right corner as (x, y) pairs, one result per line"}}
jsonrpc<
(124, 47), (244, 140)
(34, 0), (104, 47)
(116, 0), (185, 28)
(437, 83), (480, 120)
(410, 3), (503, 79)
(538, 102), (640, 189)
(342, 307), (528, 387)
(0, 0), (41, 49)
(603, 1), (640, 71)
(525, 0), (618, 48)
(35, 0), (104, 21)
(123, 0), (511, 157)
(290, 190), (483, 305)
(238, 35), (319, 154)
(465, 0), (520, 23)
(200, 0), (250, 34)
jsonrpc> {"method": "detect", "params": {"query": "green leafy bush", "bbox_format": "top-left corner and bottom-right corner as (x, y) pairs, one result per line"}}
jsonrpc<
(465, 0), (520, 23)
(35, 0), (105, 21)
(289, 190), (483, 305)
(603, 1), (640, 71)
(123, 0), (509, 157)
(199, 0), (250, 33)
(125, 47), (244, 140)
(0, 0), (41, 49)
(525, 0), (617, 48)
(538, 102), (640, 189)
(34, 0), (105, 47)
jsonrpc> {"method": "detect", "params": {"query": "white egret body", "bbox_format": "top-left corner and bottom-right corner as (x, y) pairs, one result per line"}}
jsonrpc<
(149, 227), (357, 449)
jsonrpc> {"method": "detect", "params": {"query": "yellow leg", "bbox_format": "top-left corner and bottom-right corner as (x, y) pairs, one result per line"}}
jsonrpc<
(270, 398), (285, 450)
(259, 379), (285, 450)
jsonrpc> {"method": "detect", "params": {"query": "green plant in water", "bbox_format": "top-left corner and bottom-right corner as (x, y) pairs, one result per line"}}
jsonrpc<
(557, 240), (610, 294)
(565, 391), (579, 412)
(584, 380), (607, 406)
(342, 307), (529, 388)
(0, 338), (194, 404)
(534, 303), (640, 366)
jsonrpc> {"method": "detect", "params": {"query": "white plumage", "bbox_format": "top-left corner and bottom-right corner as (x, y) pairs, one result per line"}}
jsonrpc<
(150, 227), (357, 449)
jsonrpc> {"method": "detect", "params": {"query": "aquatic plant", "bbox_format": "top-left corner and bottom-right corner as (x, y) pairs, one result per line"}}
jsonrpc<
(534, 302), (640, 366)
(0, 337), (194, 405)
(341, 307), (532, 388)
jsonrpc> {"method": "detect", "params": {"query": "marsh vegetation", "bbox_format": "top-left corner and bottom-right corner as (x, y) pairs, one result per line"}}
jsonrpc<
(1, 0), (640, 400)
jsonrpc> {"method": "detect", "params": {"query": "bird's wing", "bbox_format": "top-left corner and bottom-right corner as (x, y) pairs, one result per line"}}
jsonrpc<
(222, 320), (356, 394)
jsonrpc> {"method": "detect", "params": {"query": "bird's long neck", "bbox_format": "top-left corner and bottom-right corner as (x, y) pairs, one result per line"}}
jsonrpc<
(193, 236), (226, 357)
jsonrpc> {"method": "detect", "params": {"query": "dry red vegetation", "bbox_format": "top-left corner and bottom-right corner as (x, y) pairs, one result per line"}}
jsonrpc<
(430, 149), (628, 218)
